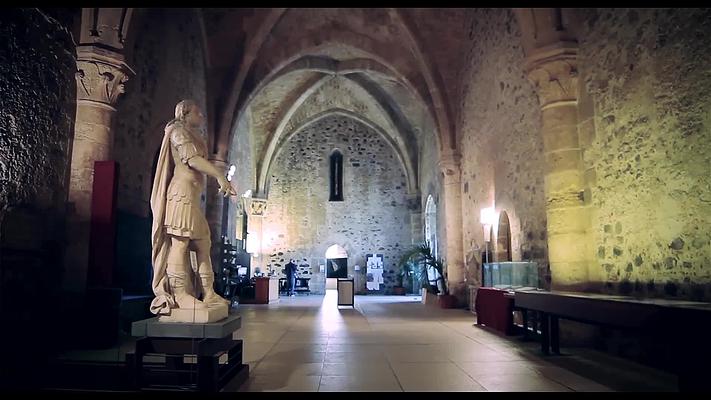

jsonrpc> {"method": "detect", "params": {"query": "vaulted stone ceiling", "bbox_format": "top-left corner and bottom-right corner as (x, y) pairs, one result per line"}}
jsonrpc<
(206, 8), (460, 197)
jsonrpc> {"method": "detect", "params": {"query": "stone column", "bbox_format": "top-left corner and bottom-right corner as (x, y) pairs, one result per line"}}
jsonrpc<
(69, 46), (132, 217)
(406, 193), (423, 245)
(438, 152), (466, 302)
(246, 198), (268, 275)
(525, 44), (590, 291)
(410, 213), (423, 245)
(206, 157), (229, 272)
(64, 45), (133, 293)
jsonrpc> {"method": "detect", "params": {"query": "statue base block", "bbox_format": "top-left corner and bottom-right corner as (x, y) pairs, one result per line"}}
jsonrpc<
(129, 312), (247, 391)
(157, 303), (228, 324)
(132, 311), (240, 339)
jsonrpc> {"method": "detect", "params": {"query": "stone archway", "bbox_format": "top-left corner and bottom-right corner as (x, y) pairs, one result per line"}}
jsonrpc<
(424, 194), (443, 292)
(496, 211), (512, 262)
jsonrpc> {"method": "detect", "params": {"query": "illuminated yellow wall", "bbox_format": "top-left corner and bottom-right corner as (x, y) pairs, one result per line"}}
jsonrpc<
(579, 9), (711, 300)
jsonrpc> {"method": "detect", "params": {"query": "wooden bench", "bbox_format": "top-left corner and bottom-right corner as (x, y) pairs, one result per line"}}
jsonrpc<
(514, 290), (711, 392)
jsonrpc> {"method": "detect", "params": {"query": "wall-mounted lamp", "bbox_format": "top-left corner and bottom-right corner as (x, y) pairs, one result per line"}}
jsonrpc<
(480, 207), (497, 241)
(480, 207), (497, 264)
(245, 233), (259, 254)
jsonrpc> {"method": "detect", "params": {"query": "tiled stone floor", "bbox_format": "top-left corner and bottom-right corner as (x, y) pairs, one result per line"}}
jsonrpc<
(224, 291), (678, 392)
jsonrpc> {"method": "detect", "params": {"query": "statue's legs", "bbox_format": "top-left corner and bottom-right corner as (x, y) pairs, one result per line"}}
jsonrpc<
(194, 238), (230, 307)
(167, 236), (206, 309)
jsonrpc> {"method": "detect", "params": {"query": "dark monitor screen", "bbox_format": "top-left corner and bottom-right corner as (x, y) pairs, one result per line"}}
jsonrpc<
(326, 258), (347, 278)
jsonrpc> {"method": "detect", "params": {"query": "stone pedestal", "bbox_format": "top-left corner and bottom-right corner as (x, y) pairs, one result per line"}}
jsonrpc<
(132, 312), (241, 338)
(157, 303), (229, 324)
(129, 313), (248, 392)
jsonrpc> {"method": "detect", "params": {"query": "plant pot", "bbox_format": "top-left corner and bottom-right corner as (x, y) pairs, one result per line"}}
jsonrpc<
(422, 289), (439, 306)
(392, 286), (406, 295)
(438, 294), (457, 309)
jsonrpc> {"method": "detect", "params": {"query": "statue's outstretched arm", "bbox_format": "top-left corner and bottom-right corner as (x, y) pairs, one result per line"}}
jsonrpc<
(171, 125), (236, 197)
(188, 156), (237, 197)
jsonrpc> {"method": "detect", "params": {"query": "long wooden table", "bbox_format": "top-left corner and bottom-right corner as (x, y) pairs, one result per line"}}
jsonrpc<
(513, 289), (711, 391)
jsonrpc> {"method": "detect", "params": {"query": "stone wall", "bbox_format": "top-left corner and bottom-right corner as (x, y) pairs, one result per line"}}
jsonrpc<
(114, 8), (208, 217)
(263, 114), (412, 294)
(0, 7), (79, 362)
(578, 8), (711, 301)
(0, 7), (78, 291)
(457, 8), (548, 288)
(0, 8), (77, 218)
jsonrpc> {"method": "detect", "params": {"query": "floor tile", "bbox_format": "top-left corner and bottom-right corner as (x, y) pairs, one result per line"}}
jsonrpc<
(473, 372), (571, 392)
(224, 294), (675, 392)
(391, 362), (487, 391)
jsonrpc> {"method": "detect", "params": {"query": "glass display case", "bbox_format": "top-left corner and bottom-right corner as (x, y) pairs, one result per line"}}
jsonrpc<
(482, 261), (542, 290)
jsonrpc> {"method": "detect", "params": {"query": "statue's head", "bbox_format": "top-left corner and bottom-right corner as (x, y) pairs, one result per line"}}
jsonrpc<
(175, 99), (204, 127)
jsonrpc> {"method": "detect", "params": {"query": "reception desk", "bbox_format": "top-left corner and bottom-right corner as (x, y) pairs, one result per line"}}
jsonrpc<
(240, 277), (279, 304)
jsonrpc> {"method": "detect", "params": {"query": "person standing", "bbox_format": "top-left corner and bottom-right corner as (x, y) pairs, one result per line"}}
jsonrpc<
(285, 259), (298, 296)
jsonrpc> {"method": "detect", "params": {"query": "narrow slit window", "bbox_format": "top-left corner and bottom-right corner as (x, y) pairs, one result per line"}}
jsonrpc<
(329, 150), (343, 201)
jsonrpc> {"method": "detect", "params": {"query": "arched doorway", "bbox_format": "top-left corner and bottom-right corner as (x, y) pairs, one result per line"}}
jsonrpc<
(425, 195), (438, 258)
(496, 211), (512, 262)
(423, 195), (443, 293)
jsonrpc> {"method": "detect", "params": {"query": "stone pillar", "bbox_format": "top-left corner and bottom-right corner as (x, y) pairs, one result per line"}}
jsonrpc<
(206, 157), (229, 272)
(410, 212), (423, 245)
(64, 45), (133, 293)
(406, 193), (423, 245)
(246, 198), (268, 275)
(438, 152), (466, 302)
(525, 44), (590, 291)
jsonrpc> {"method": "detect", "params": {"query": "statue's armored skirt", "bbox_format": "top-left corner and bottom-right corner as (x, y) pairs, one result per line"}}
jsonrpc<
(164, 122), (210, 240)
(164, 178), (209, 239)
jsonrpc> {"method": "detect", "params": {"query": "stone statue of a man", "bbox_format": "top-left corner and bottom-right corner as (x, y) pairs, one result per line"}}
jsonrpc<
(149, 99), (235, 322)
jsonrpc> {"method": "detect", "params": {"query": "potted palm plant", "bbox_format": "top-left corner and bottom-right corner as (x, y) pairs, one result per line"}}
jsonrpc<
(398, 243), (458, 308)
(392, 262), (410, 295)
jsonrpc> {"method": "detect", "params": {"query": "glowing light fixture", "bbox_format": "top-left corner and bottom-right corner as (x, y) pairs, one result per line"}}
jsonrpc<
(227, 164), (236, 182)
(246, 233), (259, 254)
(480, 207), (497, 227)
(480, 206), (497, 264)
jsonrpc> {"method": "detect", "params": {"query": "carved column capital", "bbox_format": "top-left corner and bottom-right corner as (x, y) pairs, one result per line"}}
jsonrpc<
(524, 43), (579, 109)
(438, 151), (461, 174)
(438, 151), (462, 183)
(75, 45), (134, 110)
(405, 193), (422, 212)
(247, 197), (268, 217)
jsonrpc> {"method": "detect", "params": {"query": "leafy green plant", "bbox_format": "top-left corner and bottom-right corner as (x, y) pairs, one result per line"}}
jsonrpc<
(398, 243), (448, 295)
(394, 261), (418, 289)
(395, 262), (409, 287)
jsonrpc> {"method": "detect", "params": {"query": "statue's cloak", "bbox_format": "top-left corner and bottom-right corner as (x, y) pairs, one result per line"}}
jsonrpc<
(149, 121), (178, 315)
